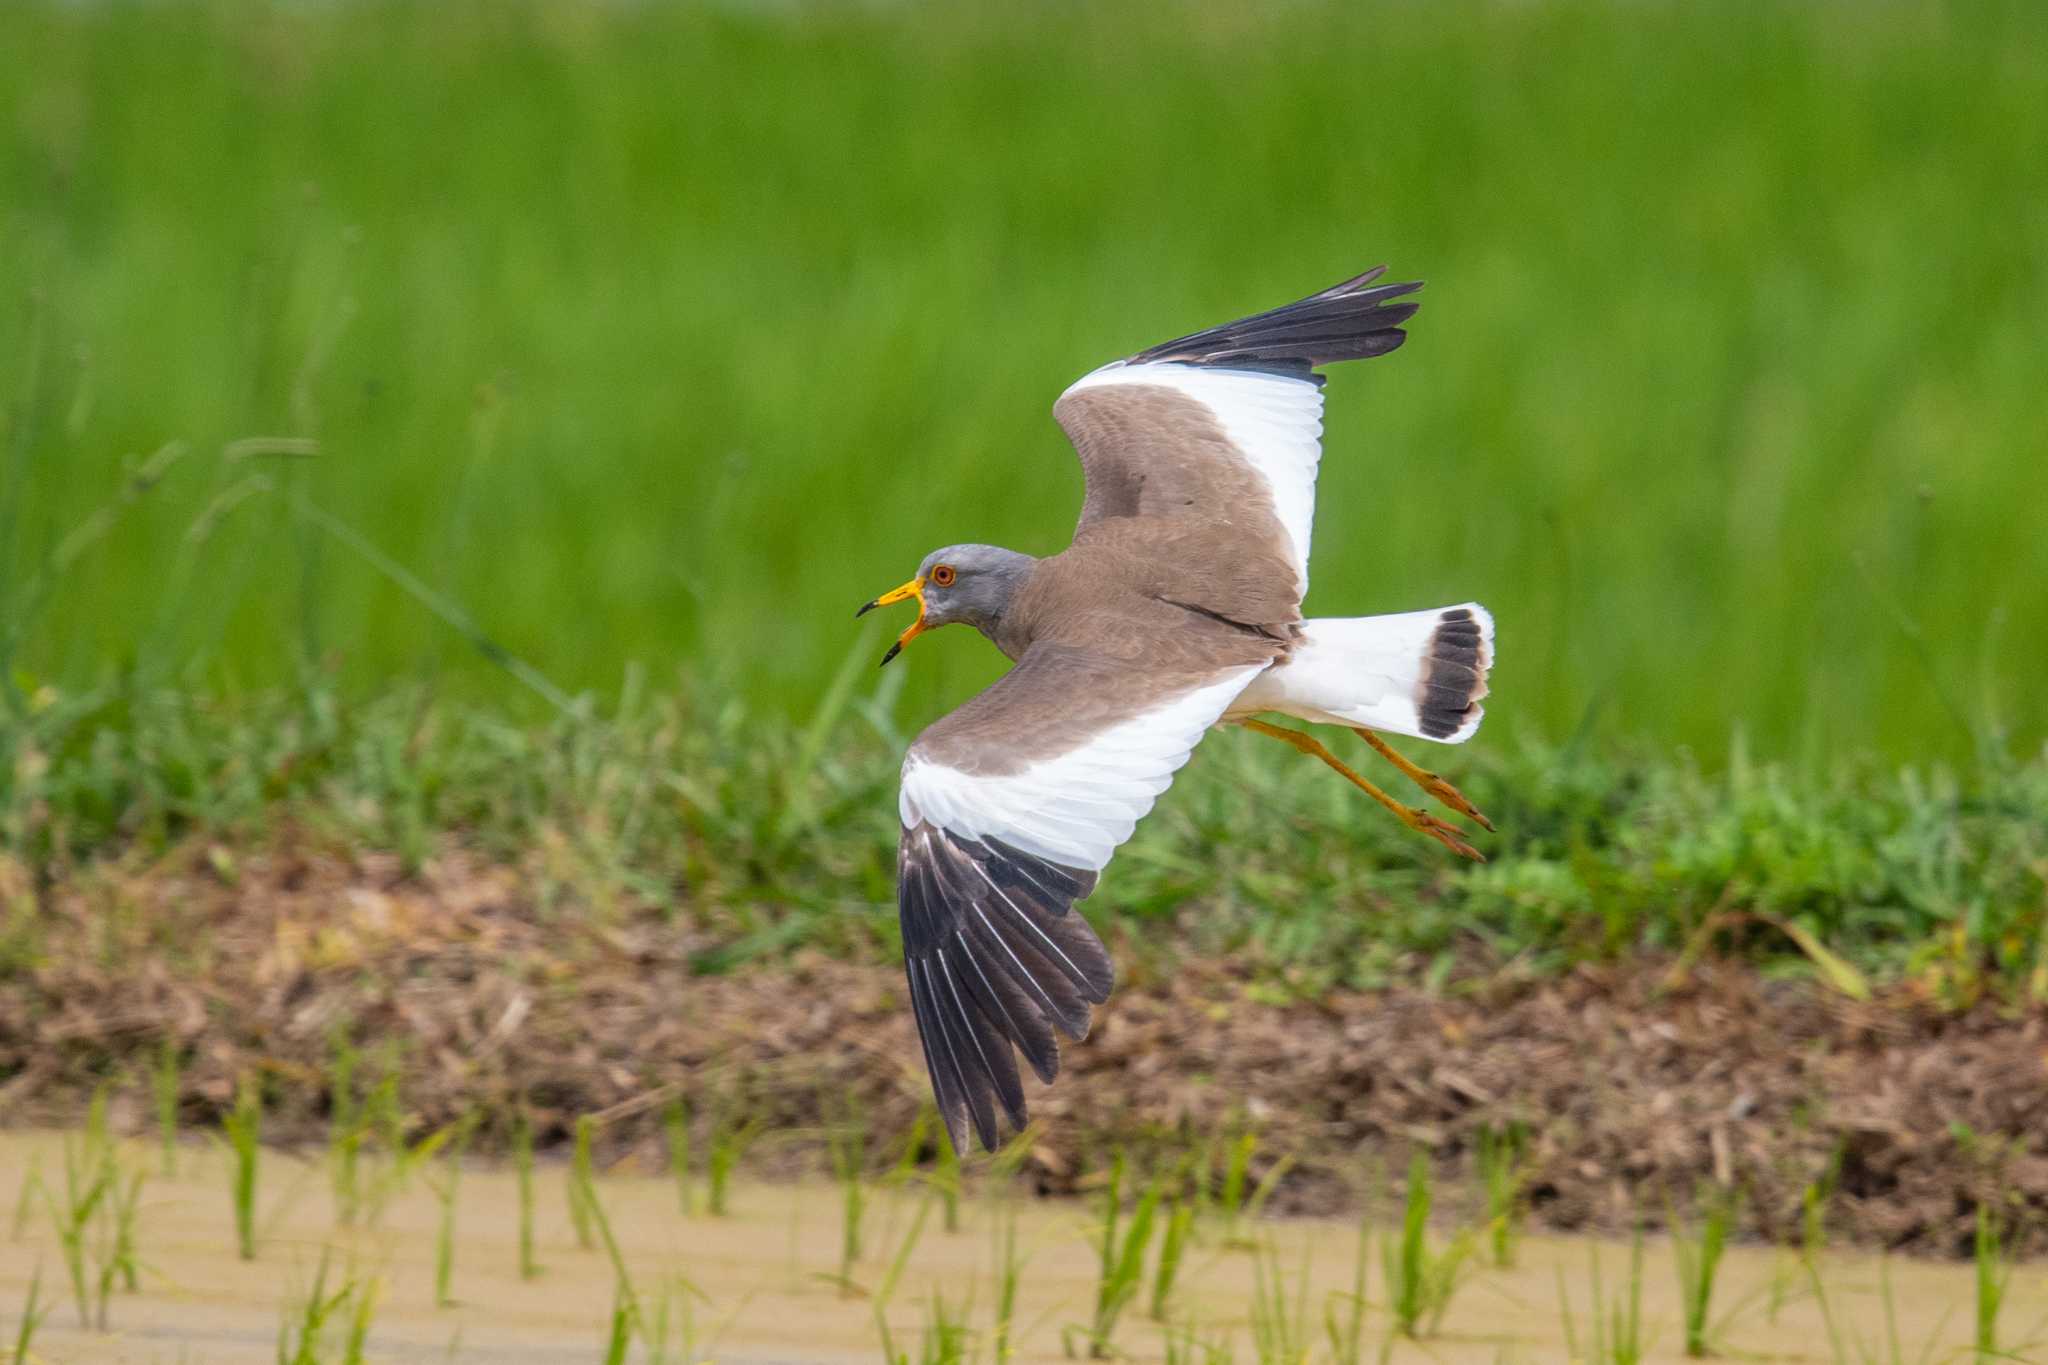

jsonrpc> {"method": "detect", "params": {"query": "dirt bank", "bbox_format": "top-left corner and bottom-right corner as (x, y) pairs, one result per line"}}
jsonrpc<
(4, 839), (2044, 1256)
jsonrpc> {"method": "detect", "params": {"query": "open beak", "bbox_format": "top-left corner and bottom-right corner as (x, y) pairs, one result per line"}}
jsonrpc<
(856, 576), (927, 666)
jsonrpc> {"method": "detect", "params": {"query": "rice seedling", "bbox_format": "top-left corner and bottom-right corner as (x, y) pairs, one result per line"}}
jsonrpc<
(1163, 1320), (1237, 1365)
(1671, 1185), (1738, 1357)
(1558, 1230), (1646, 1365)
(1217, 1133), (1293, 1251)
(222, 1072), (263, 1260)
(601, 1280), (635, 1365)
(428, 1112), (476, 1308)
(990, 1198), (1025, 1364)
(44, 1132), (113, 1327)
(9, 1263), (48, 1365)
(1806, 1255), (1950, 1365)
(826, 1105), (870, 1297)
(664, 1096), (695, 1217)
(1381, 1151), (1478, 1341)
(1248, 1241), (1312, 1365)
(568, 1113), (598, 1250)
(513, 1104), (541, 1280)
(705, 1110), (760, 1218)
(1974, 1204), (2014, 1364)
(1065, 1152), (1162, 1359)
(933, 1118), (963, 1233)
(1322, 1207), (1371, 1365)
(574, 1141), (646, 1338)
(919, 1288), (974, 1364)
(1475, 1120), (1529, 1268)
(275, 1251), (372, 1365)
(871, 1195), (935, 1365)
(154, 1037), (182, 1177)
(10, 1152), (40, 1240)
(1149, 1197), (1195, 1321)
(327, 1033), (363, 1226)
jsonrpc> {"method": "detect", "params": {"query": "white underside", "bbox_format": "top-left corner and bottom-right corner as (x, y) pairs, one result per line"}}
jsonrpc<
(1225, 604), (1493, 744)
(901, 667), (1264, 872)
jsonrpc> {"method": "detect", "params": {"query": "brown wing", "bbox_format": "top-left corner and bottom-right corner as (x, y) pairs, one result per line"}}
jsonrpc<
(1053, 267), (1421, 606)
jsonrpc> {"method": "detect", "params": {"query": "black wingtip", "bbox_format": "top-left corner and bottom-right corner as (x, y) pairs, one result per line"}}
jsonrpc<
(898, 821), (1111, 1153)
(1129, 266), (1424, 379)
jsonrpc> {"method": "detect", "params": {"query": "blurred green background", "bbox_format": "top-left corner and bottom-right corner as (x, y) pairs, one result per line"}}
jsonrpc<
(4, 1), (2043, 766)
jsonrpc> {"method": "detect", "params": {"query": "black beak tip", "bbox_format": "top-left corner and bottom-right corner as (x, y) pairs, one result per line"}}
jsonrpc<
(856, 599), (879, 619)
(879, 642), (901, 668)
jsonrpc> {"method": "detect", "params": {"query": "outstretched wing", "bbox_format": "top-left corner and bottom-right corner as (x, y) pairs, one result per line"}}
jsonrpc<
(896, 650), (1263, 1152)
(1053, 267), (1421, 596)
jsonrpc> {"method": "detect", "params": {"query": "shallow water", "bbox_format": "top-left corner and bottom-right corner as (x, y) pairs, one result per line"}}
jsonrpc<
(1, 1132), (2039, 1363)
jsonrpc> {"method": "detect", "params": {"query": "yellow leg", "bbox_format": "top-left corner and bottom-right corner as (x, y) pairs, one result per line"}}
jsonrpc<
(1238, 718), (1483, 862)
(1352, 730), (1495, 832)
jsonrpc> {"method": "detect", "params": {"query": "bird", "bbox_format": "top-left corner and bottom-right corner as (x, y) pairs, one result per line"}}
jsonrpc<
(856, 267), (1493, 1153)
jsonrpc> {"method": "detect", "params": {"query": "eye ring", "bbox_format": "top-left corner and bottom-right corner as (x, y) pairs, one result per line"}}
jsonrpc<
(930, 564), (956, 588)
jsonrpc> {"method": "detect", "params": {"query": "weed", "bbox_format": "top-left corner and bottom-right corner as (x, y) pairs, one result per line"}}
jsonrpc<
(276, 1252), (376, 1365)
(705, 1110), (759, 1218)
(328, 1032), (362, 1226)
(990, 1198), (1025, 1364)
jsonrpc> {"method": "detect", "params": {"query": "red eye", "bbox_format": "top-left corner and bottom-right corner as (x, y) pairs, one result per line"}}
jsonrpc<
(931, 565), (956, 587)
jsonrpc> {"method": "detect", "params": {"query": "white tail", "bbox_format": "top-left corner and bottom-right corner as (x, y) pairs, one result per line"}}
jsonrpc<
(1229, 603), (1493, 743)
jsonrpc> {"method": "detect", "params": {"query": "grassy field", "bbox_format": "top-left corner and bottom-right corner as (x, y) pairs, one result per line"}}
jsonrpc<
(4, 0), (2047, 767)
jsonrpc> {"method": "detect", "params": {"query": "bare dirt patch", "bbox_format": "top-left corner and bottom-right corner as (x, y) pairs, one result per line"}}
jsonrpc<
(3, 838), (2045, 1257)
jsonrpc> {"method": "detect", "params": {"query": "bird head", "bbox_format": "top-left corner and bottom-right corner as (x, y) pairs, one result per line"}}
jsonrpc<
(857, 544), (1034, 665)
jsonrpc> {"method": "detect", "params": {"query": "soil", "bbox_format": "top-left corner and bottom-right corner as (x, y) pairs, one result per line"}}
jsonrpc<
(3, 838), (2046, 1258)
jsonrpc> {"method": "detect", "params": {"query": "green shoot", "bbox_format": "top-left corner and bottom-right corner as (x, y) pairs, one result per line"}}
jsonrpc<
(828, 1108), (868, 1296)
(1323, 1207), (1370, 1365)
(328, 1032), (362, 1226)
(991, 1199), (1024, 1365)
(1558, 1230), (1645, 1365)
(275, 1251), (365, 1365)
(1672, 1185), (1736, 1357)
(429, 1113), (475, 1308)
(1066, 1153), (1161, 1359)
(1248, 1240), (1311, 1365)
(154, 1038), (181, 1177)
(933, 1119), (962, 1233)
(10, 1153), (39, 1240)
(513, 1105), (541, 1280)
(1475, 1120), (1528, 1268)
(569, 1113), (598, 1250)
(1150, 1197), (1194, 1321)
(664, 1097), (694, 1217)
(223, 1072), (262, 1260)
(1974, 1204), (2012, 1364)
(11, 1263), (48, 1365)
(871, 1195), (934, 1365)
(1381, 1151), (1477, 1340)
(705, 1111), (759, 1218)
(602, 1280), (635, 1365)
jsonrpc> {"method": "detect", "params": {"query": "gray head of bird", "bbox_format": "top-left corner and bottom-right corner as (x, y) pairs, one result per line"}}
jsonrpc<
(857, 543), (1037, 666)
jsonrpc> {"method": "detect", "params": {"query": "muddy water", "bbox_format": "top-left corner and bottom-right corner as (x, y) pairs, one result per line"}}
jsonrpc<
(1, 1133), (2038, 1363)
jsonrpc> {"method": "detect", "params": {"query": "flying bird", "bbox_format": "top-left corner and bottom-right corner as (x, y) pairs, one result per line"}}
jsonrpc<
(857, 267), (1493, 1153)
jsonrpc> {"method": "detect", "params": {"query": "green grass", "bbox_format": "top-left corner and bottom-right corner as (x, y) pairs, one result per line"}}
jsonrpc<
(1382, 1152), (1478, 1342)
(1069, 1153), (1162, 1360)
(1559, 1232), (1647, 1365)
(513, 1105), (541, 1281)
(3, 0), (2047, 770)
(1673, 1185), (1739, 1357)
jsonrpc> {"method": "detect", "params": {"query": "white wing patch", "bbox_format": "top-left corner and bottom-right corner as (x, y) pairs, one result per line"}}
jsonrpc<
(900, 667), (1262, 872)
(1061, 362), (1326, 589)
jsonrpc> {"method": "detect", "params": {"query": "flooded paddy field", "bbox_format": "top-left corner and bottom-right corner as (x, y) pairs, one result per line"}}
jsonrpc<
(3, 1132), (2040, 1364)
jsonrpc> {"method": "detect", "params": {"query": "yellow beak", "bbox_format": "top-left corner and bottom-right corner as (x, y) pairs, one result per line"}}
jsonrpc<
(855, 576), (928, 666)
